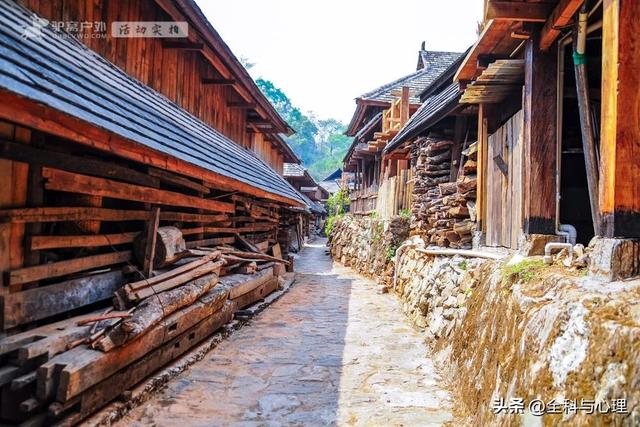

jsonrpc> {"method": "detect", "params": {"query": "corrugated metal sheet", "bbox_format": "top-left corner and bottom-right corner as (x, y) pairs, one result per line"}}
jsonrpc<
(0, 1), (305, 205)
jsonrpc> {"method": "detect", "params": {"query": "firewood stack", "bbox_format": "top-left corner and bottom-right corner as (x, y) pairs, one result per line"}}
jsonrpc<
(410, 137), (478, 248)
(0, 228), (290, 425)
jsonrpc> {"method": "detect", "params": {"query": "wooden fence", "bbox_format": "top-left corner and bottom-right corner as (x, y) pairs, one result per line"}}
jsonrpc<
(350, 184), (379, 214)
(376, 169), (413, 219)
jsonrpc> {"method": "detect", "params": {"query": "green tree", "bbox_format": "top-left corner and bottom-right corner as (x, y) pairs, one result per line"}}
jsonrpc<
(256, 78), (352, 180)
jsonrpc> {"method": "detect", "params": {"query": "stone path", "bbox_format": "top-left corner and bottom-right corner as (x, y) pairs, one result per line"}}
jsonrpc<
(118, 238), (452, 426)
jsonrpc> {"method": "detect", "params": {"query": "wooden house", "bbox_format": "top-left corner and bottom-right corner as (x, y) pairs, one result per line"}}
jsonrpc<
(344, 45), (462, 216)
(0, 0), (306, 423)
(455, 0), (639, 266)
(382, 52), (480, 248)
(283, 163), (328, 241)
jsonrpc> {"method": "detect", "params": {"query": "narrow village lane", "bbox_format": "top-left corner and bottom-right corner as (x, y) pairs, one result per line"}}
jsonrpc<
(119, 238), (453, 426)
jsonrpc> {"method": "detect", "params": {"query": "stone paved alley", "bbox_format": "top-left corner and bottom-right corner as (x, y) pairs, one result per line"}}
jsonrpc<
(118, 239), (453, 426)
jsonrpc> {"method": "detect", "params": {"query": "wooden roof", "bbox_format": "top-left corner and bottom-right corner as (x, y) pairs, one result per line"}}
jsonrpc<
(460, 59), (525, 103)
(455, 1), (584, 82)
(0, 1), (305, 206)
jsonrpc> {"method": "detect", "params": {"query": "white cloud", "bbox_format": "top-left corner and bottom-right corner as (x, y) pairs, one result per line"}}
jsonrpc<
(198, 0), (483, 123)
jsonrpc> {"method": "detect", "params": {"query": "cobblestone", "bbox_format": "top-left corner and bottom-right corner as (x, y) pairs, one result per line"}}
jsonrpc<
(118, 239), (452, 426)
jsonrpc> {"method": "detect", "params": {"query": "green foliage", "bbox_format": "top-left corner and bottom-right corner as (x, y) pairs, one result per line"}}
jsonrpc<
(386, 244), (398, 262)
(325, 214), (341, 237)
(256, 78), (352, 180)
(503, 258), (546, 283)
(324, 189), (350, 237)
(398, 209), (411, 219)
(459, 260), (468, 271)
(371, 221), (384, 243)
(326, 189), (350, 217)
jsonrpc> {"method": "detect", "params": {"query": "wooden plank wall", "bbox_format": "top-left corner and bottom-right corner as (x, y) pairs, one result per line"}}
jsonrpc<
(486, 110), (524, 248)
(375, 169), (413, 220)
(0, 123), (30, 293)
(15, 0), (282, 162)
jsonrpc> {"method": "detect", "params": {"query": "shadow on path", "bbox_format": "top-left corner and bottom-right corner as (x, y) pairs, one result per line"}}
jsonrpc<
(119, 238), (452, 426)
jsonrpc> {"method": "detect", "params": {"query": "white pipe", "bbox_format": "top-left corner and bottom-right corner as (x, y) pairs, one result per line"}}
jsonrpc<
(559, 223), (577, 245)
(415, 248), (504, 260)
(544, 242), (574, 265)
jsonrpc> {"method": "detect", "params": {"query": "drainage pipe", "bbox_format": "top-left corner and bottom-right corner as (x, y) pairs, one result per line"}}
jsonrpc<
(558, 223), (578, 245)
(392, 242), (417, 290)
(544, 242), (574, 265)
(414, 248), (504, 260)
(573, 2), (601, 235)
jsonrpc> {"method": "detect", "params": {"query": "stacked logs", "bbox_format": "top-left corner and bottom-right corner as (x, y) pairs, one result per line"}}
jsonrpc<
(0, 228), (289, 425)
(410, 137), (478, 248)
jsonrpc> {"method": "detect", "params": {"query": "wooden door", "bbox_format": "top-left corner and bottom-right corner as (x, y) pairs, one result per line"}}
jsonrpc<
(486, 110), (524, 248)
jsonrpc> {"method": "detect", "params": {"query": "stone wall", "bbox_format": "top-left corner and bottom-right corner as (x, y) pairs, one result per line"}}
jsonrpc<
(328, 215), (409, 287)
(330, 218), (640, 425)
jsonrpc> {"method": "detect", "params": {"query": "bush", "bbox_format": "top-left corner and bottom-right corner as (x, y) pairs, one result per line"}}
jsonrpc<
(503, 258), (545, 282)
(325, 214), (341, 237)
(324, 189), (350, 237)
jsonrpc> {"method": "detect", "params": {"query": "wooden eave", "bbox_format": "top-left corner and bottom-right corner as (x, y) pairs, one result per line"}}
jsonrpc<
(154, 0), (294, 136)
(0, 90), (305, 208)
(454, 19), (522, 83)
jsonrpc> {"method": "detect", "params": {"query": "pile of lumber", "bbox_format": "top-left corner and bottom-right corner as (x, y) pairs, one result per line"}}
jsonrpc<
(0, 228), (289, 425)
(410, 137), (477, 248)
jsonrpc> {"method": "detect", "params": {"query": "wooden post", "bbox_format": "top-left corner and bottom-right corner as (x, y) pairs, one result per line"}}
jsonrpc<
(400, 86), (410, 126)
(522, 30), (558, 235)
(599, 0), (640, 237)
(143, 207), (161, 278)
(477, 105), (488, 232)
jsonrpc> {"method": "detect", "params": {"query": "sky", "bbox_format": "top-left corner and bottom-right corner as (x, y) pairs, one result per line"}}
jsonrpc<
(198, 1), (483, 124)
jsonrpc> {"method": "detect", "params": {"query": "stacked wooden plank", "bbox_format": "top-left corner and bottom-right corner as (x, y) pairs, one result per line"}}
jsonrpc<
(0, 228), (289, 425)
(0, 141), (299, 425)
(410, 137), (478, 248)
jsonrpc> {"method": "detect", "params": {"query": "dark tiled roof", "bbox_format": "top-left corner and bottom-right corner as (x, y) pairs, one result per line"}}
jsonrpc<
(354, 112), (382, 142)
(298, 191), (326, 215)
(322, 169), (343, 181)
(359, 51), (462, 105)
(384, 82), (461, 153)
(0, 1), (304, 205)
(344, 112), (382, 162)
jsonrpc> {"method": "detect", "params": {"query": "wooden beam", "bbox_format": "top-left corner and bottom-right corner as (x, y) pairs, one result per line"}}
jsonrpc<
(201, 78), (236, 85)
(148, 167), (210, 194)
(599, 0), (640, 237)
(540, 0), (584, 50)
(161, 40), (204, 50)
(0, 140), (159, 188)
(42, 168), (235, 213)
(7, 251), (132, 287)
(142, 207), (161, 278)
(39, 291), (233, 402)
(522, 32), (557, 235)
(228, 102), (257, 109)
(2, 271), (124, 330)
(485, 1), (553, 22)
(29, 232), (138, 250)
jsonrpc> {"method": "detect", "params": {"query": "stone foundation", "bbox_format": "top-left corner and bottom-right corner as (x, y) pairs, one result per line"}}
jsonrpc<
(328, 215), (409, 286)
(330, 216), (640, 425)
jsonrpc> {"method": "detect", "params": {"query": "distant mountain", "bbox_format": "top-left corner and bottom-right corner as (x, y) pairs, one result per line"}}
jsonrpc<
(256, 78), (352, 181)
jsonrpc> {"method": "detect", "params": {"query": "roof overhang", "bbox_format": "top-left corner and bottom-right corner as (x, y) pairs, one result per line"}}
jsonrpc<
(156, 0), (295, 136)
(455, 1), (585, 83)
(0, 90), (305, 208)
